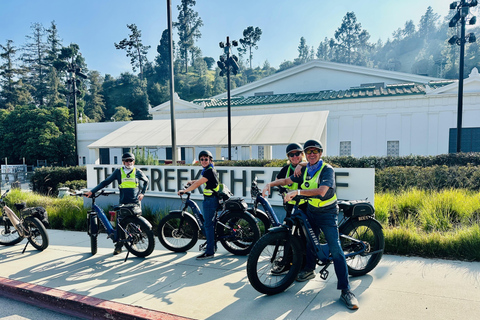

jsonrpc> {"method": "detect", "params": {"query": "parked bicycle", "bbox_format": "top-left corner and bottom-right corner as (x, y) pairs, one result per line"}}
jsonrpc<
(247, 194), (384, 295)
(157, 186), (260, 256)
(0, 190), (49, 252)
(82, 190), (155, 260)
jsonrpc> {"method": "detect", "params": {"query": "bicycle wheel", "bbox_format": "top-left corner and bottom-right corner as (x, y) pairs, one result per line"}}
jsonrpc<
(120, 216), (155, 257)
(0, 215), (23, 246)
(340, 218), (384, 277)
(24, 216), (49, 251)
(247, 208), (271, 236)
(88, 214), (99, 255)
(246, 231), (303, 295)
(157, 213), (199, 252)
(217, 211), (260, 256)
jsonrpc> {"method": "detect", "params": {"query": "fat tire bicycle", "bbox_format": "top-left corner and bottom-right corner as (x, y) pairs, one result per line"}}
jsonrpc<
(82, 190), (155, 260)
(157, 189), (261, 256)
(0, 190), (49, 252)
(247, 195), (384, 295)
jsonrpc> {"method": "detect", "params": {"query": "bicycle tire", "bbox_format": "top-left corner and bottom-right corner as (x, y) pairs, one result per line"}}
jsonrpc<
(340, 218), (384, 277)
(120, 216), (155, 257)
(217, 211), (260, 256)
(89, 214), (99, 255)
(0, 216), (23, 246)
(247, 208), (271, 236)
(24, 216), (49, 251)
(246, 231), (303, 295)
(157, 213), (199, 252)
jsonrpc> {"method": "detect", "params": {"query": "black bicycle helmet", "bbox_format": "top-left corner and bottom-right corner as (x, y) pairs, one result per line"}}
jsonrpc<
(122, 152), (135, 160)
(198, 150), (213, 159)
(286, 143), (303, 155)
(303, 139), (323, 151)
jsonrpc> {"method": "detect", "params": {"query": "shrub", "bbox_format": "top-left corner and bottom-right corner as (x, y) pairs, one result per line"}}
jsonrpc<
(31, 166), (86, 196)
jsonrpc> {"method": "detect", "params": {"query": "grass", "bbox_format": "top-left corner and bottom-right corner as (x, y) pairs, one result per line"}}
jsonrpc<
(4, 188), (480, 261)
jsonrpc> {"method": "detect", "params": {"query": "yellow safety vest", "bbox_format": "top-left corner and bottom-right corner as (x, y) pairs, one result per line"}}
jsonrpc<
(300, 162), (337, 207)
(119, 168), (137, 189)
(285, 165), (306, 205)
(202, 167), (220, 196)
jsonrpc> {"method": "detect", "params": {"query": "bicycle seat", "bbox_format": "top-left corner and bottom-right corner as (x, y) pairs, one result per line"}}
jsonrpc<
(113, 203), (142, 216)
(14, 202), (26, 210)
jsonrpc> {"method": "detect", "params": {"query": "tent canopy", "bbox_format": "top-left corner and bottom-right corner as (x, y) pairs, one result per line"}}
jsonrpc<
(88, 111), (329, 148)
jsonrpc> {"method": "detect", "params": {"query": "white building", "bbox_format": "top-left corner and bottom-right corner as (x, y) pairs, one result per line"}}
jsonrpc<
(78, 60), (480, 165)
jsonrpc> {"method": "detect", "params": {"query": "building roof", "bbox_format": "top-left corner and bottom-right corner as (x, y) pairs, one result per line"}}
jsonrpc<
(193, 81), (454, 109)
(88, 111), (329, 148)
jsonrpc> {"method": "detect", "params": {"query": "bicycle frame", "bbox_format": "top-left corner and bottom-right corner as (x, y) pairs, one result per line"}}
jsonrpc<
(90, 204), (115, 237)
(254, 194), (282, 227)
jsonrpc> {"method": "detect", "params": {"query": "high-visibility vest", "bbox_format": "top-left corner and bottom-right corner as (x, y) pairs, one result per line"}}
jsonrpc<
(300, 162), (337, 207)
(202, 167), (220, 196)
(285, 165), (306, 205)
(119, 168), (137, 189)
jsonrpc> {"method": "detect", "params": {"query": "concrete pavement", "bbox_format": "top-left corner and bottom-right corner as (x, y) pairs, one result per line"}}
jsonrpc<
(0, 229), (479, 320)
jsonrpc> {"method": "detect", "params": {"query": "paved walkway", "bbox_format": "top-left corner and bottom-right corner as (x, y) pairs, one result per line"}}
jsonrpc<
(0, 229), (479, 320)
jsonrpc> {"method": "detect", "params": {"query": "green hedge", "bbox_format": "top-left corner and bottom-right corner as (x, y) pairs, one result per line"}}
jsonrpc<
(31, 166), (87, 196)
(375, 165), (480, 192)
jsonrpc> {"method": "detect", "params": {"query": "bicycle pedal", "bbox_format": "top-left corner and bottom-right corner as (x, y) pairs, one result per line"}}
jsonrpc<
(319, 269), (329, 280)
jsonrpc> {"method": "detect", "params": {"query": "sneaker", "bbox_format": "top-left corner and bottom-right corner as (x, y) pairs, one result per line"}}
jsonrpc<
(340, 290), (359, 310)
(296, 269), (315, 282)
(113, 243), (123, 255)
(196, 252), (214, 260)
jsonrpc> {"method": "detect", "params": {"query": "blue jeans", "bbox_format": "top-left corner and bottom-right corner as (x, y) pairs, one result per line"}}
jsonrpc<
(202, 195), (218, 255)
(304, 210), (350, 291)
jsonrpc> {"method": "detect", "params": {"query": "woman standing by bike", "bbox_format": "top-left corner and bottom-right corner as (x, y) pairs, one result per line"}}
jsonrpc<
(276, 143), (307, 213)
(262, 139), (359, 310)
(178, 150), (219, 260)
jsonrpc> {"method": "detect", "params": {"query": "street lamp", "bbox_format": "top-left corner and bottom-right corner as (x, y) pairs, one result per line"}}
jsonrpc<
(217, 36), (239, 160)
(448, 0), (477, 152)
(67, 64), (87, 166)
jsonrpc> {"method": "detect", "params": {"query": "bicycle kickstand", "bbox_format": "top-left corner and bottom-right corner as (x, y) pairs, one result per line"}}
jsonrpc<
(22, 240), (29, 254)
(124, 249), (130, 262)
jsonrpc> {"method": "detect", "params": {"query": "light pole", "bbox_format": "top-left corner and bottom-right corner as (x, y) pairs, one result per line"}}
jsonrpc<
(217, 37), (239, 160)
(448, 0), (477, 152)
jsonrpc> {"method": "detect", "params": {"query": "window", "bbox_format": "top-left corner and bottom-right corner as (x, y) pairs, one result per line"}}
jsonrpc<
(82, 157), (86, 165)
(114, 156), (118, 164)
(340, 141), (351, 156)
(449, 128), (480, 153)
(99, 148), (110, 164)
(258, 146), (265, 159)
(387, 141), (400, 157)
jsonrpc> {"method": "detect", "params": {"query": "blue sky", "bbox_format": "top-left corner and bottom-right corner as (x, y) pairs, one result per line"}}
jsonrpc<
(0, 0), (459, 77)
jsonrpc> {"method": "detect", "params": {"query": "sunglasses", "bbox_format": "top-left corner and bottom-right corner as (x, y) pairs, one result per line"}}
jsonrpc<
(123, 159), (134, 163)
(200, 158), (210, 162)
(288, 151), (302, 157)
(305, 149), (320, 155)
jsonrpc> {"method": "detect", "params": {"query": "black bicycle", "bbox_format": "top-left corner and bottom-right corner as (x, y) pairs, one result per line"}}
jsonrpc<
(247, 195), (384, 295)
(157, 188), (260, 256)
(82, 190), (155, 260)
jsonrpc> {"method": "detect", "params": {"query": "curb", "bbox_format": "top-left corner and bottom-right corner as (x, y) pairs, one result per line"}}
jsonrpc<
(0, 277), (194, 320)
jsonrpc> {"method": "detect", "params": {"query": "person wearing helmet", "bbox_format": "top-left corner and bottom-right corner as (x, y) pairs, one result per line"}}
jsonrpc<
(178, 150), (219, 260)
(86, 152), (149, 255)
(262, 139), (359, 310)
(275, 143), (307, 213)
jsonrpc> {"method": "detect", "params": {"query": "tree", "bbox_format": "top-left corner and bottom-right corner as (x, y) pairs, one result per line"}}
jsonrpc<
(174, 0), (203, 73)
(203, 57), (215, 70)
(115, 24), (151, 79)
(418, 6), (440, 43)
(112, 106), (133, 121)
(83, 70), (105, 122)
(44, 21), (65, 108)
(154, 29), (173, 84)
(0, 40), (32, 109)
(295, 37), (310, 65)
(333, 12), (371, 66)
(21, 22), (48, 106)
(238, 26), (262, 69)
